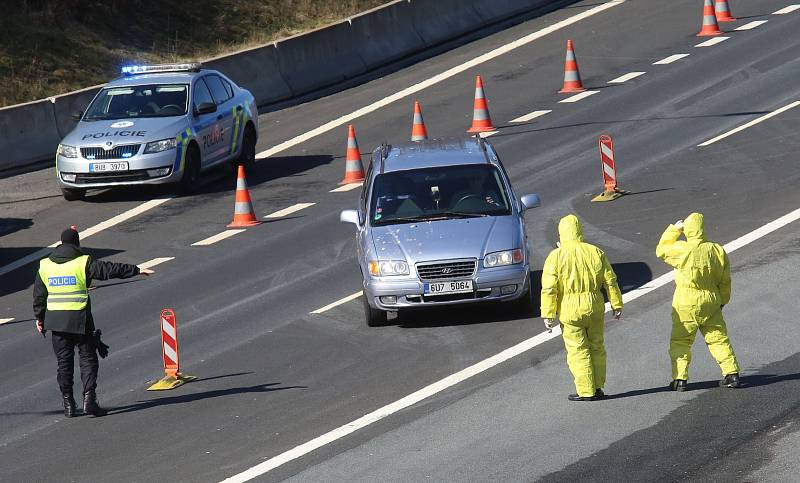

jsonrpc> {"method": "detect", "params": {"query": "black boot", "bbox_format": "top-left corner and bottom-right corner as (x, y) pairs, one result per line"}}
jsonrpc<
(568, 393), (596, 401)
(83, 390), (107, 417)
(594, 388), (606, 399)
(670, 379), (687, 391)
(720, 373), (742, 388)
(62, 392), (76, 418)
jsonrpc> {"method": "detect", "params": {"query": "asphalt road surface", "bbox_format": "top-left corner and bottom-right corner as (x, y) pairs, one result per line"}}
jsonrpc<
(2, 1), (800, 481)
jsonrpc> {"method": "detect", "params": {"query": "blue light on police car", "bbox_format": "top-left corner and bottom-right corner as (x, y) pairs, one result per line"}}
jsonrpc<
(122, 152), (133, 158)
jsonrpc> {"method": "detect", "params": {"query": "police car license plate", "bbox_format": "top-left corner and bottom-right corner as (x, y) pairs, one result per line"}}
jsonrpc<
(89, 162), (128, 172)
(424, 280), (473, 295)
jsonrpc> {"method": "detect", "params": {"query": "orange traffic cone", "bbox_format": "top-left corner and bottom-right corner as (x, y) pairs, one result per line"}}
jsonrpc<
(411, 101), (428, 142)
(559, 39), (586, 93)
(227, 165), (261, 228)
(467, 75), (496, 133)
(340, 125), (366, 184)
(698, 0), (723, 36)
(714, 0), (736, 21)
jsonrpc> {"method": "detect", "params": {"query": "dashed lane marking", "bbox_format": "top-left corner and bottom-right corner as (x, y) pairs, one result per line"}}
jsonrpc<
(191, 230), (246, 246)
(310, 291), (363, 314)
(695, 37), (730, 47)
(608, 71), (646, 84)
(138, 257), (175, 270)
(224, 204), (800, 482)
(653, 53), (690, 64)
(735, 20), (768, 30)
(510, 110), (552, 123)
(0, 318), (14, 325)
(330, 182), (364, 193)
(0, 198), (172, 278)
(698, 100), (800, 146)
(265, 203), (316, 219)
(558, 90), (599, 103)
(478, 130), (499, 138)
(254, 1), (626, 160)
(773, 5), (800, 14)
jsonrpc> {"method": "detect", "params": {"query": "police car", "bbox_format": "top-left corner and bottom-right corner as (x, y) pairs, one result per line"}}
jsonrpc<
(56, 63), (258, 200)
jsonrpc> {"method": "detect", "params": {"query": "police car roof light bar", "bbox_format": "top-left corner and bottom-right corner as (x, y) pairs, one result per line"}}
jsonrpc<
(121, 63), (202, 76)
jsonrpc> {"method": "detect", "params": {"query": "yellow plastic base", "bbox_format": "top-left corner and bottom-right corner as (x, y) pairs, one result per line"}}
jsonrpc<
(591, 188), (629, 203)
(146, 372), (197, 391)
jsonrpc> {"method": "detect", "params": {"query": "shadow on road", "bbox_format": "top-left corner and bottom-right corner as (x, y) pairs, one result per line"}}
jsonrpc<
(604, 373), (800, 400)
(0, 218), (33, 237)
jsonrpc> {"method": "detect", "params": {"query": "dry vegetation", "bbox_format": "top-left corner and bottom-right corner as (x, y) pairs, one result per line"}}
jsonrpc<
(0, 0), (387, 107)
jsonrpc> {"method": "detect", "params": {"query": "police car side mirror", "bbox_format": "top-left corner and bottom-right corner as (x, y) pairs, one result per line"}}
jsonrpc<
(195, 102), (217, 116)
(71, 111), (83, 121)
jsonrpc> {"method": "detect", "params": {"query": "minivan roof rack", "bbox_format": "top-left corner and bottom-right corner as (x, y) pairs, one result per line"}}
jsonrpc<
(473, 133), (491, 163)
(379, 142), (390, 174)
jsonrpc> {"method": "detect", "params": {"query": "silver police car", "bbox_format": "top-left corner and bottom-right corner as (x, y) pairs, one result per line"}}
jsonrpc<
(56, 63), (258, 200)
(340, 137), (541, 326)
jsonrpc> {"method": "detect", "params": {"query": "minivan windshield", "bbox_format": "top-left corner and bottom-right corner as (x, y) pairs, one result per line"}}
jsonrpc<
(370, 164), (511, 226)
(83, 84), (189, 120)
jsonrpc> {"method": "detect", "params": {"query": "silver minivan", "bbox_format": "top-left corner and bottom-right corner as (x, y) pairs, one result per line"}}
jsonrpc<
(341, 137), (541, 326)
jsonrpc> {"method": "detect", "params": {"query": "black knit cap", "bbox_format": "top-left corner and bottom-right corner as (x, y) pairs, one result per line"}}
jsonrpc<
(60, 228), (80, 247)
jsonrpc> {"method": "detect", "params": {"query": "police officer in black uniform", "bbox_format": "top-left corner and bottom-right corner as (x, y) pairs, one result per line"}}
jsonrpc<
(34, 228), (154, 417)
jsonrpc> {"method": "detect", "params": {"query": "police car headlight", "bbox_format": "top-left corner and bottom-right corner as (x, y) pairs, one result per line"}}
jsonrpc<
(57, 144), (78, 158)
(147, 167), (171, 178)
(368, 260), (409, 276)
(61, 173), (77, 182)
(143, 138), (178, 154)
(484, 249), (523, 268)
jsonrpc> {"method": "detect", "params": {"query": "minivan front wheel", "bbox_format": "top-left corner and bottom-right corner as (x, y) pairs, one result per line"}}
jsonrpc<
(363, 295), (388, 327)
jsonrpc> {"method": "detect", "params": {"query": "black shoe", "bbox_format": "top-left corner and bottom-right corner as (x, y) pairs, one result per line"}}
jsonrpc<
(83, 391), (107, 417)
(670, 379), (687, 392)
(568, 393), (596, 401)
(62, 392), (76, 418)
(594, 388), (606, 399)
(720, 373), (742, 388)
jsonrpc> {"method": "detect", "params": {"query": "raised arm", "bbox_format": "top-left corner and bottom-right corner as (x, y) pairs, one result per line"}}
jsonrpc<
(656, 223), (687, 269)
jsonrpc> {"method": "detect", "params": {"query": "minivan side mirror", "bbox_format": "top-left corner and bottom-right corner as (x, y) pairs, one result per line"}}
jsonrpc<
(520, 194), (541, 211)
(195, 102), (217, 116)
(71, 111), (83, 121)
(340, 209), (360, 226)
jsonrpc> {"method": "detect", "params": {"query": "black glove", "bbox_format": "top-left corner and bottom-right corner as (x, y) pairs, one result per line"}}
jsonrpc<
(93, 330), (110, 359)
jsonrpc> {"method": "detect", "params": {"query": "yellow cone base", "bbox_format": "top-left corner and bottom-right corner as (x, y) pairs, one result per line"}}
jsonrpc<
(591, 188), (629, 203)
(147, 372), (197, 391)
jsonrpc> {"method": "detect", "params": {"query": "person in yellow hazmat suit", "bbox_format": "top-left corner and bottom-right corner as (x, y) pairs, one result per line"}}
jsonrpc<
(656, 212), (741, 391)
(541, 214), (623, 401)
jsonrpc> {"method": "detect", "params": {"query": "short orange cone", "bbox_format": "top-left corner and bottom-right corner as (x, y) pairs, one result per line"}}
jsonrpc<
(698, 0), (723, 36)
(340, 125), (366, 184)
(714, 0), (736, 22)
(467, 75), (496, 133)
(227, 165), (261, 228)
(559, 39), (586, 93)
(411, 101), (428, 142)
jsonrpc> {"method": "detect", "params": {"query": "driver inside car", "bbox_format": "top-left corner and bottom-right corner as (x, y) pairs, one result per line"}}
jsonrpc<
(449, 173), (503, 210)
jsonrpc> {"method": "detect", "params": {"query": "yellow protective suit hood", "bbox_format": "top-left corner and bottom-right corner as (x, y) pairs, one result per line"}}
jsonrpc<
(683, 212), (706, 244)
(558, 214), (584, 243)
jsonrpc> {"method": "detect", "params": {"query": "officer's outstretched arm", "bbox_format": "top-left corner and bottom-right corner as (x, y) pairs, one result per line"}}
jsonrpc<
(88, 258), (141, 281)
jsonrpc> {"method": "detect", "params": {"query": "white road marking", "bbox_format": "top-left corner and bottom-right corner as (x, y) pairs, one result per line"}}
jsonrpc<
(510, 110), (552, 123)
(255, 1), (626, 160)
(478, 130), (499, 138)
(330, 182), (364, 193)
(0, 198), (172, 278)
(310, 291), (363, 314)
(653, 53), (690, 65)
(558, 90), (599, 103)
(608, 71), (646, 84)
(191, 230), (246, 246)
(773, 5), (800, 14)
(695, 37), (730, 48)
(698, 100), (800, 146)
(0, 318), (14, 325)
(138, 257), (174, 270)
(735, 20), (768, 30)
(224, 205), (800, 482)
(265, 203), (316, 219)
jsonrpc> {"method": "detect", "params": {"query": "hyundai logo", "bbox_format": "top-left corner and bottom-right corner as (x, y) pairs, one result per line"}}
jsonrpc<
(441, 267), (453, 274)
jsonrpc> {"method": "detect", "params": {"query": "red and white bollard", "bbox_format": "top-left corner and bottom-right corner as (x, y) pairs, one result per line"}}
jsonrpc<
(147, 308), (196, 390)
(591, 134), (629, 202)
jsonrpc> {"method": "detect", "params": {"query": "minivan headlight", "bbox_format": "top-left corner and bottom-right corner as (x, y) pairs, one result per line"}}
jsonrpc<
(57, 144), (78, 158)
(368, 260), (409, 276)
(484, 249), (523, 268)
(143, 138), (178, 154)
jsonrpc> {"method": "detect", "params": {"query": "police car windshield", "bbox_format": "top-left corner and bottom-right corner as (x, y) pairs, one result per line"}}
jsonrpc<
(84, 84), (189, 121)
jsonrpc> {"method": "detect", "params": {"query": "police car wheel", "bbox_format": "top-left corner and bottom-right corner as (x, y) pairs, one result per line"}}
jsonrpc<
(61, 188), (86, 201)
(237, 125), (256, 166)
(178, 147), (201, 195)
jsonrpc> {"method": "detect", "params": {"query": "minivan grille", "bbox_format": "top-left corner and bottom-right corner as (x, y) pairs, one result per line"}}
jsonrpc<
(81, 144), (141, 160)
(416, 260), (476, 281)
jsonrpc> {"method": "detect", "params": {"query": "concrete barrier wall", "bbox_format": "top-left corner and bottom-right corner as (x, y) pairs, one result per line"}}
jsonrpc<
(0, 0), (562, 173)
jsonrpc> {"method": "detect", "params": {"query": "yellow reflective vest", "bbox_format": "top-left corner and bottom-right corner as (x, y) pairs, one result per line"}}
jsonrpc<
(38, 256), (89, 311)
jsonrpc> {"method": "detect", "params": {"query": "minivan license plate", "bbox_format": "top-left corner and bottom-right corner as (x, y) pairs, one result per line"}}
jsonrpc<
(424, 280), (473, 295)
